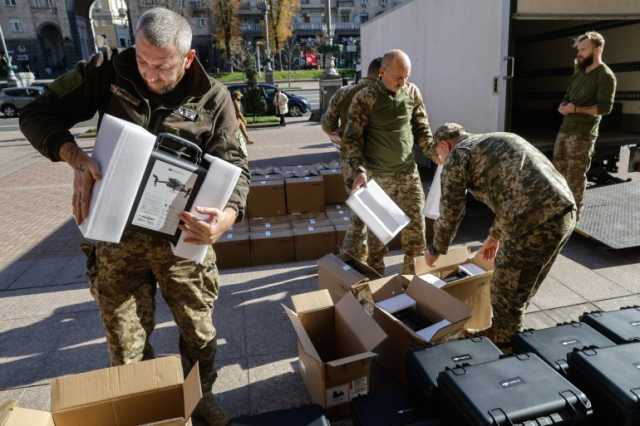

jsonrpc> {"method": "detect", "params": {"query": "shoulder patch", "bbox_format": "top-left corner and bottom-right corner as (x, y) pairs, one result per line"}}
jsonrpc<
(48, 70), (84, 97)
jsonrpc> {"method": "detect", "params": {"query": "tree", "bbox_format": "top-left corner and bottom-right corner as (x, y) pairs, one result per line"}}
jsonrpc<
(243, 56), (267, 116)
(212, 0), (241, 71)
(266, 0), (300, 71)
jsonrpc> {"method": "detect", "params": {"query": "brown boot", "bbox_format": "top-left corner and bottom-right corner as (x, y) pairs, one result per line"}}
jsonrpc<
(193, 393), (229, 426)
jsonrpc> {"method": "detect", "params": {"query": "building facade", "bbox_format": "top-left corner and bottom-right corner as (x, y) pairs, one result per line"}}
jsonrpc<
(92, 0), (131, 49)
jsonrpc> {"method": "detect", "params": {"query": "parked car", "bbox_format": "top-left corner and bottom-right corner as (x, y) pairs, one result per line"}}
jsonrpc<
(226, 83), (311, 117)
(0, 86), (46, 117)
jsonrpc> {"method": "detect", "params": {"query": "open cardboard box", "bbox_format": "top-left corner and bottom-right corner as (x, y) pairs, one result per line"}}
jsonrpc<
(1, 357), (201, 426)
(317, 253), (382, 303)
(370, 276), (471, 380)
(414, 245), (494, 332)
(283, 290), (386, 413)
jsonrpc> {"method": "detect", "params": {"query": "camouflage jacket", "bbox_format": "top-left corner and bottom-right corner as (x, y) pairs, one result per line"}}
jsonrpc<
(20, 47), (250, 219)
(341, 79), (435, 177)
(431, 132), (576, 255)
(321, 77), (377, 137)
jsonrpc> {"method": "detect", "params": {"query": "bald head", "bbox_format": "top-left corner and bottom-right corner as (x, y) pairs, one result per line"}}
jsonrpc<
(380, 49), (411, 93)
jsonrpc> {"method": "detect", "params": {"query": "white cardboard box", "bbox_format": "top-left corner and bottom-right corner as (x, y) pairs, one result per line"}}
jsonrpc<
(79, 114), (156, 243)
(346, 180), (410, 245)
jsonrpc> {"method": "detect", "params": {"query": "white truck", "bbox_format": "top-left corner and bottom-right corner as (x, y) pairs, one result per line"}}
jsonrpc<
(360, 0), (640, 184)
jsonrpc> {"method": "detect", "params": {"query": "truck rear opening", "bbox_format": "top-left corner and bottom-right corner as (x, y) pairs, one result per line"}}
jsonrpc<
(509, 19), (640, 182)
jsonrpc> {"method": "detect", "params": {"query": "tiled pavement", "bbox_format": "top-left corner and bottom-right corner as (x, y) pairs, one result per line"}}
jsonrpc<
(1, 116), (639, 422)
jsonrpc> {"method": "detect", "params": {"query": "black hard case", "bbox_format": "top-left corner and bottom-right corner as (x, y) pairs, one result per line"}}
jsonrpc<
(406, 337), (502, 414)
(351, 390), (438, 426)
(437, 353), (592, 426)
(229, 404), (330, 426)
(512, 322), (615, 375)
(568, 342), (640, 426)
(580, 306), (640, 343)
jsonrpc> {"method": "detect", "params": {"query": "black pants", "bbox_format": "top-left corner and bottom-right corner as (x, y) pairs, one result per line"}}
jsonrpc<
(279, 114), (286, 126)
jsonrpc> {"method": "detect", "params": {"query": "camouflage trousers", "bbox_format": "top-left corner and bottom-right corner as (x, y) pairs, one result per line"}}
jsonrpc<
(367, 167), (426, 275)
(491, 209), (576, 343)
(553, 132), (597, 218)
(84, 231), (220, 394)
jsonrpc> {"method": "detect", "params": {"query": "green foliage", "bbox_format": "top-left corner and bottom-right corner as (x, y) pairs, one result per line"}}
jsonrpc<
(243, 56), (258, 85)
(244, 83), (267, 116)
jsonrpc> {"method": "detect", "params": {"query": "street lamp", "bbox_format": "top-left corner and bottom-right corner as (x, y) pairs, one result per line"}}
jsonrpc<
(259, 0), (274, 84)
(322, 0), (339, 78)
(0, 25), (17, 86)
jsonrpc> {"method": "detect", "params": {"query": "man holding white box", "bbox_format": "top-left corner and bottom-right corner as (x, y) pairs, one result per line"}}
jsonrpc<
(425, 123), (576, 347)
(20, 8), (249, 425)
(342, 49), (438, 275)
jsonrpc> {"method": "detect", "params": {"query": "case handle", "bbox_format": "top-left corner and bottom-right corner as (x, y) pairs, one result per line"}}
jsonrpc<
(155, 132), (203, 165)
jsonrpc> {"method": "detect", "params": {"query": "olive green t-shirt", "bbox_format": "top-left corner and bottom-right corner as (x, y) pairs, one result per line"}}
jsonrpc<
(559, 64), (616, 138)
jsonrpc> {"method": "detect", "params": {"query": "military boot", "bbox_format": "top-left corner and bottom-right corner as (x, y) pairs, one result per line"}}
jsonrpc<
(192, 393), (229, 426)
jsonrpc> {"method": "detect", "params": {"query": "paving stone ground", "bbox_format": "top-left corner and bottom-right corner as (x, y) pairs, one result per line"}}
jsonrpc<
(1, 115), (639, 423)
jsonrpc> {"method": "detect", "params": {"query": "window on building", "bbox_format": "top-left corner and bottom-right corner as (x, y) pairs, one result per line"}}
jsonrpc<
(340, 10), (350, 23)
(301, 0), (310, 4)
(360, 0), (367, 8)
(4, 0), (16, 6)
(359, 12), (368, 23)
(119, 37), (127, 47)
(9, 19), (23, 32)
(302, 13), (310, 23)
(198, 17), (207, 27)
(379, 0), (386, 7)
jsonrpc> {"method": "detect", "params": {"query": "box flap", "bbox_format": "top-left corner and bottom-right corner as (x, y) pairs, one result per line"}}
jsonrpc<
(51, 356), (184, 413)
(406, 277), (471, 325)
(291, 289), (335, 314)
(335, 293), (386, 352)
(369, 275), (411, 303)
(326, 352), (377, 368)
(414, 246), (471, 274)
(317, 254), (368, 288)
(283, 305), (322, 362)
(182, 363), (202, 419)
(375, 293), (416, 314)
(1, 402), (54, 426)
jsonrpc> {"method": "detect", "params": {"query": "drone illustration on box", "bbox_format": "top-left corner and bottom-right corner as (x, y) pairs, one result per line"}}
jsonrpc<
(152, 174), (193, 197)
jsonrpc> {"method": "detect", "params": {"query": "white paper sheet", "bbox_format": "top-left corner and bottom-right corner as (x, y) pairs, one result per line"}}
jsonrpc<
(459, 263), (486, 277)
(375, 293), (417, 314)
(416, 319), (452, 342)
(423, 164), (443, 220)
(346, 180), (410, 245)
(418, 273), (448, 289)
(79, 114), (156, 243)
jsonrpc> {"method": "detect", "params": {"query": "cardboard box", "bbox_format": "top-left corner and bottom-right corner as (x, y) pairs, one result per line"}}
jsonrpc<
(248, 178), (287, 218)
(215, 231), (251, 269)
(251, 229), (295, 265)
(284, 290), (386, 412)
(325, 204), (348, 216)
(291, 212), (331, 228)
(0, 357), (201, 426)
(285, 176), (325, 214)
(334, 223), (349, 249)
(0, 401), (54, 426)
(249, 216), (292, 232)
(346, 180), (410, 245)
(414, 246), (494, 333)
(370, 276), (471, 378)
(321, 169), (348, 204)
(317, 253), (382, 303)
(293, 225), (337, 261)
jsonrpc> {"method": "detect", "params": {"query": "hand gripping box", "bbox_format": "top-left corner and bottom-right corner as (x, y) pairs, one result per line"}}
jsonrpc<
(283, 290), (387, 414)
(414, 245), (494, 333)
(1, 357), (201, 426)
(317, 253), (382, 303)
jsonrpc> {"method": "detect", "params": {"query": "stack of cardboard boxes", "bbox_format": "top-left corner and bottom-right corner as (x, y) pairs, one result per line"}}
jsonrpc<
(216, 162), (354, 269)
(286, 245), (495, 416)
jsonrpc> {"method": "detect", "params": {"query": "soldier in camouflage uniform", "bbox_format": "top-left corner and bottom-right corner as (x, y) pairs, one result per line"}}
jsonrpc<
(554, 31), (616, 218)
(20, 8), (249, 425)
(321, 57), (382, 264)
(343, 50), (437, 275)
(426, 123), (576, 345)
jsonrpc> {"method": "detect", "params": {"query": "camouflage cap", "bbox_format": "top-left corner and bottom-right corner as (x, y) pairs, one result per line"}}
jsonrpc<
(434, 122), (466, 142)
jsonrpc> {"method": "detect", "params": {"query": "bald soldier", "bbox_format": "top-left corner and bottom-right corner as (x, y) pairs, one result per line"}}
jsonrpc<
(321, 57), (382, 263)
(343, 49), (437, 275)
(426, 123), (576, 346)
